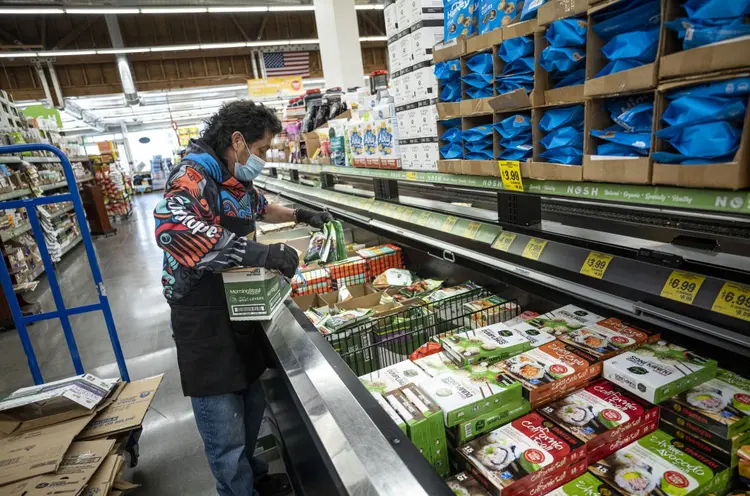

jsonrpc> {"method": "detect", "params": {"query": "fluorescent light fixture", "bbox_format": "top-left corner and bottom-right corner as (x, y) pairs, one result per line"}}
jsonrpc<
(208, 6), (269, 13)
(291, 38), (320, 45)
(39, 50), (97, 57)
(0, 8), (63, 14)
(66, 8), (140, 14)
(200, 42), (248, 50)
(359, 36), (387, 41)
(268, 6), (315, 11)
(151, 44), (202, 52)
(0, 52), (38, 58)
(355, 4), (385, 9)
(97, 47), (150, 55)
(141, 7), (207, 14)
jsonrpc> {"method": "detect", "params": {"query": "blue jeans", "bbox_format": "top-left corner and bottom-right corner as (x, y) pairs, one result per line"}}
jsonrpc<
(191, 380), (269, 496)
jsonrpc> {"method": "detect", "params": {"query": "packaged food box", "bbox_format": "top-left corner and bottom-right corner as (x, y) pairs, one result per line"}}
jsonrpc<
(509, 321), (556, 348)
(420, 367), (523, 427)
(658, 415), (748, 468)
(660, 368), (750, 439)
(504, 310), (541, 326)
(660, 407), (750, 468)
(458, 412), (587, 496)
(356, 244), (404, 279)
(448, 399), (532, 445)
(491, 340), (603, 408)
(221, 267), (291, 320)
(358, 359), (429, 394)
(556, 318), (660, 361)
(526, 305), (604, 335)
(538, 378), (659, 464)
(413, 351), (459, 377)
(543, 471), (607, 496)
(441, 324), (533, 366)
(446, 471), (491, 496)
(371, 391), (406, 435)
(589, 429), (732, 496)
(463, 295), (521, 328)
(603, 340), (718, 404)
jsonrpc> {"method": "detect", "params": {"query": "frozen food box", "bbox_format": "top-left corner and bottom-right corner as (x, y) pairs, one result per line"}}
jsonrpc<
(371, 391), (406, 435)
(658, 415), (748, 468)
(660, 367), (750, 439)
(602, 340), (718, 404)
(463, 295), (521, 328)
(448, 399), (532, 445)
(504, 310), (541, 326)
(526, 305), (604, 336)
(413, 351), (459, 377)
(441, 323), (533, 366)
(557, 318), (661, 361)
(589, 429), (732, 496)
(509, 321), (556, 348)
(446, 471), (491, 496)
(491, 340), (603, 408)
(543, 471), (607, 496)
(538, 378), (659, 464)
(358, 359), (430, 394)
(458, 412), (587, 496)
(420, 367), (523, 427)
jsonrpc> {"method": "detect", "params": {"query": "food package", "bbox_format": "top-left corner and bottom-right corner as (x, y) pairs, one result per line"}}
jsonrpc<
(358, 359), (430, 394)
(371, 391), (406, 434)
(555, 317), (660, 361)
(440, 323), (532, 366)
(392, 279), (443, 301)
(463, 295), (520, 328)
(507, 321), (556, 348)
(373, 268), (415, 289)
(356, 244), (404, 279)
(446, 472), (491, 496)
(291, 268), (332, 296)
(525, 305), (603, 336)
(319, 308), (373, 332)
(448, 399), (531, 445)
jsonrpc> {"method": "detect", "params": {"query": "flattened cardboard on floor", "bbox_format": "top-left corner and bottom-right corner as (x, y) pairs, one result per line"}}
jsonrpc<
(0, 414), (94, 486)
(77, 375), (164, 440)
(537, 0), (588, 26)
(81, 453), (122, 496)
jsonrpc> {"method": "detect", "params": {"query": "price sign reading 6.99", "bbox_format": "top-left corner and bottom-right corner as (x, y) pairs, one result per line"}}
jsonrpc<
(712, 282), (750, 322)
(660, 271), (705, 305)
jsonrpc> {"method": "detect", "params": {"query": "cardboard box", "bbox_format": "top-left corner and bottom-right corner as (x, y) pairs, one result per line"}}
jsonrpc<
(407, 0), (443, 24)
(221, 267), (291, 320)
(462, 160), (501, 176)
(525, 304), (603, 335)
(359, 359), (430, 394)
(441, 323), (532, 366)
(447, 399), (531, 444)
(437, 159), (463, 173)
(460, 97), (494, 116)
(436, 101), (462, 119)
(555, 317), (660, 362)
(659, 0), (750, 80)
(421, 140), (440, 170)
(77, 375), (164, 440)
(537, 0), (588, 26)
(466, 28), (503, 55)
(396, 0), (410, 34)
(82, 453), (124, 496)
(433, 36), (468, 63)
(411, 21), (443, 64)
(584, 0), (665, 97)
(489, 29), (542, 111)
(388, 43), (402, 74)
(652, 73), (750, 190)
(384, 1), (398, 38)
(658, 416), (747, 468)
(535, 30), (586, 106)
(528, 106), (584, 179)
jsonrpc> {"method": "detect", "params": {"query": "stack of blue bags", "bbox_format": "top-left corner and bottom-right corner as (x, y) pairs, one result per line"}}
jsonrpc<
(496, 37), (535, 95)
(666, 0), (750, 50)
(538, 105), (585, 164)
(592, 95), (654, 156)
(440, 119), (463, 159)
(520, 0), (548, 21)
(541, 18), (587, 88)
(463, 124), (495, 160)
(463, 53), (494, 99)
(592, 0), (661, 78)
(495, 114), (533, 161)
(653, 77), (749, 164)
(435, 59), (462, 103)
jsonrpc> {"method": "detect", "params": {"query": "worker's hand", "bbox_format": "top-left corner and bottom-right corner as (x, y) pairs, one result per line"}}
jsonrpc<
(264, 243), (299, 278)
(296, 208), (334, 229)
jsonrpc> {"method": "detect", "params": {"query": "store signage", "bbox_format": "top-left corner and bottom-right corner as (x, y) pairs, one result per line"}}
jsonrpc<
(405, 171), (418, 181)
(498, 160), (524, 192)
(492, 231), (517, 252)
(711, 282), (750, 322)
(580, 252), (613, 279)
(464, 222), (482, 240)
(522, 238), (547, 260)
(660, 271), (706, 305)
(418, 211), (432, 225)
(247, 76), (305, 98)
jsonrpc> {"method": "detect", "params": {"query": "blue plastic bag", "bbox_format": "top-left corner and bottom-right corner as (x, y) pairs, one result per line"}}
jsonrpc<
(434, 59), (461, 80)
(502, 56), (535, 75)
(658, 121), (741, 159)
(601, 28), (660, 62)
(546, 18), (587, 48)
(660, 97), (747, 131)
(591, 129), (651, 152)
(462, 73), (494, 87)
(604, 94), (652, 121)
(666, 17), (750, 50)
(497, 36), (534, 62)
(597, 142), (646, 156)
(500, 148), (532, 160)
(615, 103), (654, 132)
(596, 59), (645, 78)
(440, 143), (463, 159)
(463, 125), (494, 139)
(541, 47), (585, 73)
(440, 127), (463, 144)
(466, 86), (494, 99)
(440, 81), (462, 102)
(540, 147), (583, 164)
(441, 118), (462, 129)
(683, 0), (750, 21)
(539, 105), (585, 132)
(541, 126), (584, 149)
(503, 136), (534, 152)
(465, 150), (495, 160)
(593, 0), (661, 41)
(465, 141), (493, 153)
(496, 75), (534, 94)
(652, 151), (737, 164)
(445, 0), (478, 41)
(666, 77), (750, 100)
(520, 0), (547, 21)
(554, 69), (586, 88)
(466, 53), (494, 74)
(494, 114), (532, 139)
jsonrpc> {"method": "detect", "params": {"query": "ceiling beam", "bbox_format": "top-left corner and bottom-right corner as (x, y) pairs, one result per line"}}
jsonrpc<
(52, 19), (94, 50)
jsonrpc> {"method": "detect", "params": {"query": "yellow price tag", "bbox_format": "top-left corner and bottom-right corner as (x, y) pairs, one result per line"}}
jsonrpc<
(492, 231), (517, 252)
(417, 211), (432, 225)
(442, 216), (458, 233)
(401, 207), (415, 221)
(498, 160), (524, 192)
(522, 238), (547, 260)
(660, 271), (705, 305)
(580, 252), (614, 279)
(405, 171), (418, 181)
(464, 222), (482, 239)
(711, 282), (750, 322)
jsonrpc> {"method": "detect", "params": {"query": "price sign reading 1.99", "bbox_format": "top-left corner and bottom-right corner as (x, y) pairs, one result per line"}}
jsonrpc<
(498, 161), (524, 192)
(580, 252), (613, 279)
(660, 271), (706, 305)
(712, 282), (750, 322)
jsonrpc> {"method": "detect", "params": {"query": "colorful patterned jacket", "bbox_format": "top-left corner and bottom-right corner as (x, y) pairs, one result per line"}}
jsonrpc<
(153, 139), (269, 302)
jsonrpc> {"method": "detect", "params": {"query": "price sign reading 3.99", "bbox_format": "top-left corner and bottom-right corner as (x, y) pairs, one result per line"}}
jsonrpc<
(712, 282), (750, 322)
(498, 161), (524, 192)
(660, 270), (705, 305)
(580, 252), (613, 279)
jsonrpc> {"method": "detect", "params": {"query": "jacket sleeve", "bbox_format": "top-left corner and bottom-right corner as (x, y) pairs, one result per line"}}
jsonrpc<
(153, 165), (269, 271)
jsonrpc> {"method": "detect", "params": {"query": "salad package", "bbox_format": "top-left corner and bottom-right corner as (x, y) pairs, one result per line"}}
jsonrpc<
(441, 324), (532, 366)
(458, 412), (587, 496)
(448, 399), (531, 445)
(556, 317), (660, 361)
(526, 305), (604, 336)
(538, 378), (659, 464)
(602, 340), (718, 404)
(358, 359), (429, 394)
(463, 295), (521, 328)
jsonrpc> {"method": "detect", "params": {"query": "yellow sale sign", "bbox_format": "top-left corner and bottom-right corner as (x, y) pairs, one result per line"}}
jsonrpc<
(247, 76), (305, 98)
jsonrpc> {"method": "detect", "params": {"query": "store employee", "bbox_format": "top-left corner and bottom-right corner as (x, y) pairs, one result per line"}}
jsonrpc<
(153, 101), (331, 496)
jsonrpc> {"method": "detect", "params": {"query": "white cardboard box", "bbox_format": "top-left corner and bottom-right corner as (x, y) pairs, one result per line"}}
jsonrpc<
(418, 105), (438, 138)
(411, 25), (443, 63)
(397, 111), (412, 139)
(412, 66), (439, 105)
(400, 72), (416, 106)
(396, 0), (412, 33)
(407, 0), (443, 25)
(388, 43), (401, 74)
(385, 3), (398, 39)
(422, 142), (440, 170)
(397, 34), (414, 71)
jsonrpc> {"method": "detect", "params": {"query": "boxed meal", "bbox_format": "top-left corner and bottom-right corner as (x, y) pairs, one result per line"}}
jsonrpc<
(448, 399), (532, 445)
(441, 323), (533, 366)
(526, 305), (604, 335)
(458, 412), (587, 496)
(504, 310), (541, 326)
(463, 295), (521, 328)
(556, 318), (660, 361)
(658, 413), (749, 468)
(420, 367), (523, 427)
(509, 321), (556, 348)
(589, 429), (732, 496)
(602, 340), (718, 404)
(413, 351), (459, 377)
(491, 340), (603, 408)
(543, 471), (607, 496)
(446, 471), (491, 496)
(371, 391), (407, 435)
(538, 378), (659, 464)
(358, 359), (430, 394)
(221, 267), (291, 320)
(660, 368), (750, 439)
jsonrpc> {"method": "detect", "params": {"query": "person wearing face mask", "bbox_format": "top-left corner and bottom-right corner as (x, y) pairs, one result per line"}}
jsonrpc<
(153, 101), (331, 496)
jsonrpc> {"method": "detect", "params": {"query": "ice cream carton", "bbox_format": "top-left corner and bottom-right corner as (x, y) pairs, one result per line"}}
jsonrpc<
(526, 305), (604, 336)
(358, 359), (430, 394)
(556, 318), (661, 361)
(441, 323), (532, 366)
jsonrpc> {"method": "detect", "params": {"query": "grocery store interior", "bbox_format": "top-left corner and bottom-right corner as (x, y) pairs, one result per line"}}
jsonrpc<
(1, 0), (749, 495)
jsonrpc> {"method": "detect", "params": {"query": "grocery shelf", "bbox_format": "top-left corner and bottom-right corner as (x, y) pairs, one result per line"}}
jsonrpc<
(39, 176), (93, 191)
(58, 235), (82, 258)
(24, 156), (61, 163)
(49, 204), (74, 219)
(0, 221), (31, 242)
(0, 156), (22, 164)
(0, 188), (31, 201)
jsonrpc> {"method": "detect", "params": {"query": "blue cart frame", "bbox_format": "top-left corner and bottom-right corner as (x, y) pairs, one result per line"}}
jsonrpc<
(0, 144), (130, 384)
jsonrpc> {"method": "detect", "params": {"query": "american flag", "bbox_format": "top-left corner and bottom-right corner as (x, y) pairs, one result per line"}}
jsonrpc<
(262, 51), (310, 77)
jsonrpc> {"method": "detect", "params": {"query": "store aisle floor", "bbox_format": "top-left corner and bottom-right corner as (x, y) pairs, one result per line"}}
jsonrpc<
(0, 193), (217, 495)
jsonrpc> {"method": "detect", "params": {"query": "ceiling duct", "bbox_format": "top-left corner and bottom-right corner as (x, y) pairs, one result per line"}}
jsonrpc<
(105, 15), (140, 106)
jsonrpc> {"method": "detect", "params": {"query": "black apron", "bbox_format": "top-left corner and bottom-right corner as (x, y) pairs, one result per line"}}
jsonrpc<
(169, 214), (269, 397)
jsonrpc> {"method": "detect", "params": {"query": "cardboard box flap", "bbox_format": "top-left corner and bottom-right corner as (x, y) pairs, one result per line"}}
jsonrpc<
(583, 156), (652, 184)
(466, 29), (503, 54)
(488, 89), (532, 111)
(81, 453), (121, 496)
(433, 36), (467, 63)
(585, 62), (658, 97)
(502, 19), (538, 40)
(528, 161), (583, 181)
(436, 102), (462, 119)
(659, 27), (750, 79)
(658, 70), (750, 92)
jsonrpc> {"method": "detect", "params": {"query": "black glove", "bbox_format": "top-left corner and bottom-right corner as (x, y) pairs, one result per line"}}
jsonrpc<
(263, 243), (299, 278)
(296, 208), (334, 229)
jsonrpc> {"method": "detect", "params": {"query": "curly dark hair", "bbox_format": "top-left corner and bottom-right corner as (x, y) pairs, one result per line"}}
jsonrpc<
(200, 100), (282, 154)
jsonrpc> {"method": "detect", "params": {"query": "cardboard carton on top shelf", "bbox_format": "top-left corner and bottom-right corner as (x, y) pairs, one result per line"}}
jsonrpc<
(535, 29), (586, 106)
(528, 107), (584, 182)
(489, 29), (544, 112)
(436, 102), (462, 119)
(584, 0), (666, 97)
(660, 0), (750, 80)
(537, 0), (588, 26)
(433, 36), (468, 63)
(460, 50), (495, 115)
(466, 27), (503, 55)
(462, 160), (500, 176)
(652, 73), (750, 190)
(583, 92), (655, 184)
(437, 159), (463, 173)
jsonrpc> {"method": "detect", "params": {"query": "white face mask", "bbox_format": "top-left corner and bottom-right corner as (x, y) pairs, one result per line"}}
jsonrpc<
(233, 134), (265, 182)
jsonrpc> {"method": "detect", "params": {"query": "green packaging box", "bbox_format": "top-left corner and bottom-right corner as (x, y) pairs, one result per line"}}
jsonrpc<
(358, 359), (429, 394)
(448, 399), (531, 444)
(446, 472), (491, 496)
(441, 323), (532, 366)
(413, 351), (459, 377)
(526, 305), (603, 335)
(221, 267), (291, 320)
(509, 321), (557, 348)
(370, 391), (406, 435)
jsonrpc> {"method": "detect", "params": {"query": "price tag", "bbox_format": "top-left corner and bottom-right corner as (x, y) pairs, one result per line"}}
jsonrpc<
(417, 211), (432, 225)
(660, 271), (706, 305)
(492, 231), (517, 252)
(522, 238), (547, 260)
(711, 282), (750, 322)
(405, 171), (418, 181)
(498, 161), (524, 192)
(580, 252), (613, 279)
(401, 207), (415, 221)
(464, 222), (482, 239)
(441, 216), (458, 233)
